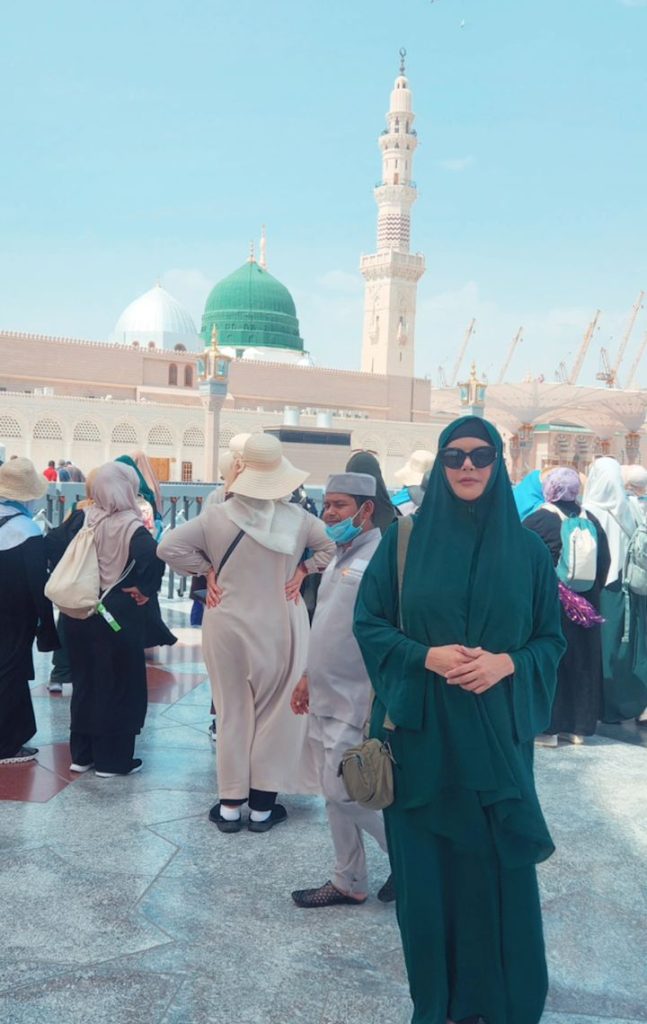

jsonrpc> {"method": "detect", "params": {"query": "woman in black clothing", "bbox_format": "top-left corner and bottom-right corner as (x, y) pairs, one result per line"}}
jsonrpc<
(523, 466), (610, 743)
(0, 458), (59, 764)
(46, 462), (165, 776)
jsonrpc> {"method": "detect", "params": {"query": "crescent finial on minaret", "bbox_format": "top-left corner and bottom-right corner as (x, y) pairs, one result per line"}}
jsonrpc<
(399, 47), (406, 75)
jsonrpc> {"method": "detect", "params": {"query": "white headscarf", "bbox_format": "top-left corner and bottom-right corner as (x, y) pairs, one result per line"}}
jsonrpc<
(222, 495), (302, 555)
(583, 457), (635, 586)
(86, 463), (143, 588)
(0, 501), (41, 552)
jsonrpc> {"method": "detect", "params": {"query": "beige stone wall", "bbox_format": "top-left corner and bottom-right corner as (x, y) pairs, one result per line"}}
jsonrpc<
(0, 332), (198, 400)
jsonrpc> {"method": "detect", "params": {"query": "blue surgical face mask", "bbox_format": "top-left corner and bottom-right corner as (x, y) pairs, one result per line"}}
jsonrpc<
(325, 505), (365, 545)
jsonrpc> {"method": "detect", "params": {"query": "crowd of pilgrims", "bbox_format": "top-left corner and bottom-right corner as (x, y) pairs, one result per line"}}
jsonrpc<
(1, 419), (646, 1024)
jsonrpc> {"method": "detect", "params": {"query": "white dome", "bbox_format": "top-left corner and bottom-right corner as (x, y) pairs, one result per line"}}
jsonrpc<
(113, 283), (201, 351)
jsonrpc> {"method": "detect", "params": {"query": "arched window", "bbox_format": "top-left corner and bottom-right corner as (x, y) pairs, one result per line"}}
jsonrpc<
(111, 422), (138, 445)
(183, 426), (204, 447)
(33, 418), (63, 441)
(184, 365), (193, 387)
(148, 424), (174, 446)
(0, 415), (22, 438)
(168, 364), (178, 386)
(219, 426), (235, 448)
(73, 420), (102, 443)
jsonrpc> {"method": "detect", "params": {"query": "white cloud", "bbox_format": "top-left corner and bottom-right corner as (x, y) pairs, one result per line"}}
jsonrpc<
(438, 156), (474, 173)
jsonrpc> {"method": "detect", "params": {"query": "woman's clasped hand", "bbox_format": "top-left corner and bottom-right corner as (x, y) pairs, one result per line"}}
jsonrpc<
(425, 644), (515, 695)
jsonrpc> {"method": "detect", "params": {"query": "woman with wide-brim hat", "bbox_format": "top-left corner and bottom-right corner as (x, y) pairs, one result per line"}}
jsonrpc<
(354, 416), (566, 1024)
(159, 433), (335, 832)
(0, 458), (59, 765)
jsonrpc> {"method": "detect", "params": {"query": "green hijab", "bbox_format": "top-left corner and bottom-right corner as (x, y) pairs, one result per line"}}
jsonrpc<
(115, 455), (158, 519)
(345, 450), (396, 535)
(354, 416), (565, 867)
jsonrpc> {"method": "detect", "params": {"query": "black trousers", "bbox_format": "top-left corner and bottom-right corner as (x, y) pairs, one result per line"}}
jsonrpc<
(223, 788), (277, 812)
(0, 679), (36, 758)
(50, 615), (73, 684)
(70, 730), (135, 773)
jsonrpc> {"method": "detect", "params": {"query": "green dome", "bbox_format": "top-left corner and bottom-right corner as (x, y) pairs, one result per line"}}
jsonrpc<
(201, 259), (304, 353)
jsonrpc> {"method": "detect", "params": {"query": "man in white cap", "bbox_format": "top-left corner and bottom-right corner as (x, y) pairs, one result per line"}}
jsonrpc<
(392, 449), (435, 515)
(290, 472), (394, 907)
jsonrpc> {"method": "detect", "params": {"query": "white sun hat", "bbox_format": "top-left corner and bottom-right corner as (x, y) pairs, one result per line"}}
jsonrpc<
(228, 434), (309, 500)
(0, 457), (48, 502)
(229, 432), (252, 455)
(394, 449), (435, 487)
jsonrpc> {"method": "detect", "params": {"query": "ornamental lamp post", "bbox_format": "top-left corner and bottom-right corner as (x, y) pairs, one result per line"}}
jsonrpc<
(457, 362), (487, 418)
(199, 325), (233, 483)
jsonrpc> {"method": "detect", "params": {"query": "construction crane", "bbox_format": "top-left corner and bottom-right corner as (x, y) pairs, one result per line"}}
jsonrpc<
(437, 365), (448, 388)
(596, 347), (613, 386)
(625, 329), (647, 389)
(568, 309), (601, 385)
(595, 290), (645, 387)
(555, 361), (569, 382)
(449, 318), (476, 386)
(496, 326), (523, 385)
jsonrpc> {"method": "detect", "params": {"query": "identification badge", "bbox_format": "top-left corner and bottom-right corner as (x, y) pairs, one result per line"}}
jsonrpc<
(97, 602), (122, 632)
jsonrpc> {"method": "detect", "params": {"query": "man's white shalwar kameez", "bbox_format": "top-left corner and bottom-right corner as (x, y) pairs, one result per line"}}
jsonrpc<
(306, 527), (388, 895)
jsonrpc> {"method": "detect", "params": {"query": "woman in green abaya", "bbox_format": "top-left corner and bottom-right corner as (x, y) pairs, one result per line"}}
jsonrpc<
(353, 416), (566, 1024)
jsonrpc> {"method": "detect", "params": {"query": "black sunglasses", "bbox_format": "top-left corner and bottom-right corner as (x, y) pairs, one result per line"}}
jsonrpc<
(439, 446), (498, 470)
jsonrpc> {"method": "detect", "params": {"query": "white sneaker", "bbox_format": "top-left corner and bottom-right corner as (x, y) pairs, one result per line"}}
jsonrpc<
(535, 733), (558, 747)
(69, 762), (94, 773)
(559, 733), (585, 745)
(47, 681), (63, 694)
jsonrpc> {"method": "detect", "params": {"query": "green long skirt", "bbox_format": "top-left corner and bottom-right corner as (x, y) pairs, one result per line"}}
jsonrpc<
(385, 800), (548, 1024)
(599, 582), (647, 723)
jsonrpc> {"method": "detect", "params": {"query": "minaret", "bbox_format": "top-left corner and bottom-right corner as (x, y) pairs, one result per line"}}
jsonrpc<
(360, 49), (425, 377)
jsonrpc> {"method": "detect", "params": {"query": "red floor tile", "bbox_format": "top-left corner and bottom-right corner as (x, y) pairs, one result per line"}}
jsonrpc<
(145, 665), (207, 704)
(0, 743), (81, 803)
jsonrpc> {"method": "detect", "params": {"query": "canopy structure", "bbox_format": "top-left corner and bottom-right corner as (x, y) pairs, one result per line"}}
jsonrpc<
(429, 380), (647, 477)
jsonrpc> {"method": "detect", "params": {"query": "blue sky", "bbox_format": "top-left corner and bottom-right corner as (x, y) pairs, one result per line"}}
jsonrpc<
(1, 0), (646, 384)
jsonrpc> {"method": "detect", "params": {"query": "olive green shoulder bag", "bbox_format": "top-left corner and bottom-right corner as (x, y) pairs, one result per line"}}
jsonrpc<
(338, 515), (414, 810)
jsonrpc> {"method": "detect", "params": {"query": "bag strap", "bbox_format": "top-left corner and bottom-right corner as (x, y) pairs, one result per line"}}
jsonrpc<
(396, 515), (414, 629)
(216, 528), (245, 575)
(379, 515), (415, 733)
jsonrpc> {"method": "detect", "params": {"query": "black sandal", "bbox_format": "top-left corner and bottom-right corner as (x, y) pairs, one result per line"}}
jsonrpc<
(291, 880), (367, 908)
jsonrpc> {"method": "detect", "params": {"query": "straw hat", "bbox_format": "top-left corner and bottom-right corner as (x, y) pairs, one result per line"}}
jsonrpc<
(394, 449), (435, 487)
(0, 457), (47, 502)
(228, 434), (309, 500)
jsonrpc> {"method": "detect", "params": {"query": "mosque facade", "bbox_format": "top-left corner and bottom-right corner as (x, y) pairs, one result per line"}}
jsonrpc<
(0, 57), (643, 482)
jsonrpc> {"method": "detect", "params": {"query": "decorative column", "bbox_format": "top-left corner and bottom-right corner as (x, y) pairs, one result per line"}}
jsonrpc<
(199, 326), (232, 482)
(508, 433), (522, 483)
(458, 363), (487, 418)
(626, 431), (641, 464)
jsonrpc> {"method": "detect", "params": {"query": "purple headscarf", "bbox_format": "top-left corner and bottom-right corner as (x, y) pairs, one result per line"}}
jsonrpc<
(542, 468), (581, 504)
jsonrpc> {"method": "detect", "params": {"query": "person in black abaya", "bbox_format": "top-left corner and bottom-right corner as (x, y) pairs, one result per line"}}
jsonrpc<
(46, 462), (165, 776)
(523, 467), (610, 743)
(0, 458), (59, 764)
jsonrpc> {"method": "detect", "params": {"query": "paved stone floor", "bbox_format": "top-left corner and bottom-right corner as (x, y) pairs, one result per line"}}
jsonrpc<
(0, 597), (645, 1024)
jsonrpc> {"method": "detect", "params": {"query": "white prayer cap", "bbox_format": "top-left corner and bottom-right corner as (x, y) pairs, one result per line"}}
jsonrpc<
(325, 473), (376, 497)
